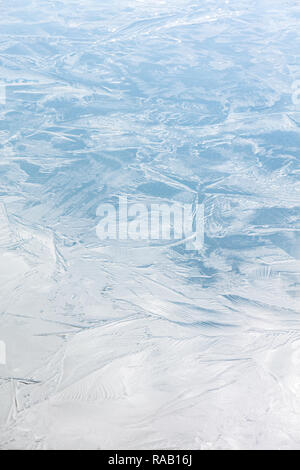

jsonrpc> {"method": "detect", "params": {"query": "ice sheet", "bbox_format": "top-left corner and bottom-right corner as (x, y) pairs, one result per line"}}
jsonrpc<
(0, 0), (300, 450)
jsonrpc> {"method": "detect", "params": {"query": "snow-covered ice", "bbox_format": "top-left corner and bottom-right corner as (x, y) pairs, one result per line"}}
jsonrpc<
(0, 0), (300, 450)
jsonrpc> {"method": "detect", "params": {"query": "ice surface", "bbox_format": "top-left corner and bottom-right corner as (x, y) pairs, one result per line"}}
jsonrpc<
(0, 0), (300, 450)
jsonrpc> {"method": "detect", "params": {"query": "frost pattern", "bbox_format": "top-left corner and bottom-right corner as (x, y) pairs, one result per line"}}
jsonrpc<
(0, 0), (300, 450)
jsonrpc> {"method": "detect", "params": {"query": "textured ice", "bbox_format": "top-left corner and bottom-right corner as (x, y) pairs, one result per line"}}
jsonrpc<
(0, 0), (300, 450)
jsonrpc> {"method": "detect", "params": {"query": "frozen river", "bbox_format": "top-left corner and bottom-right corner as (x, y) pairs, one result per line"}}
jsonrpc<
(0, 0), (300, 449)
